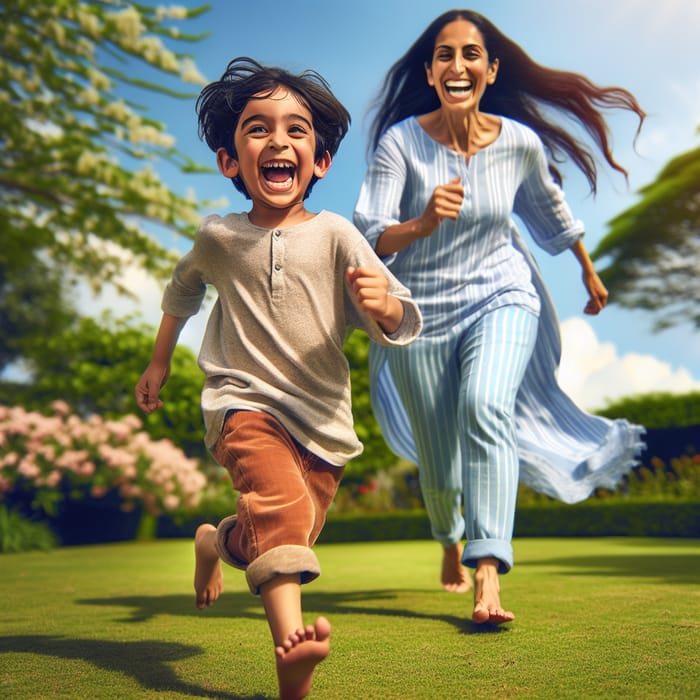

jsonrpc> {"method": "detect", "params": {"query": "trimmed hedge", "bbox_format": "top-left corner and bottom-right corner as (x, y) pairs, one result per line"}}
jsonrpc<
(316, 500), (699, 542)
(155, 500), (699, 543)
(512, 499), (699, 538)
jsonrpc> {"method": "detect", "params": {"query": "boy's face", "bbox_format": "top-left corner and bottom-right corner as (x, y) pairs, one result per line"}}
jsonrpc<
(217, 87), (331, 216)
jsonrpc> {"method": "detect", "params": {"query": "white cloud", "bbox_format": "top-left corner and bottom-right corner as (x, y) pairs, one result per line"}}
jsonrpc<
(558, 317), (700, 410)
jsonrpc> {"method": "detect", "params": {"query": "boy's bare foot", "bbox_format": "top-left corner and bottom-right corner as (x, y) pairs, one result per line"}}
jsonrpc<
(274, 616), (331, 700)
(441, 543), (473, 593)
(472, 558), (514, 624)
(194, 524), (224, 609)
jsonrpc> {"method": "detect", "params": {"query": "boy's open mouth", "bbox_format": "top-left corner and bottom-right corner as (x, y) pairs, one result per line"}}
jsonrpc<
(262, 159), (296, 186)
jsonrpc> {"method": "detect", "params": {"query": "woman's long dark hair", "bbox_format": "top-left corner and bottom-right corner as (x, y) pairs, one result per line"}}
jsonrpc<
(368, 10), (645, 191)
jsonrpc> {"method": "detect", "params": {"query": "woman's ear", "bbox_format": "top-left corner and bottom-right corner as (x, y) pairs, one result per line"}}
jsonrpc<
(216, 147), (239, 178)
(313, 150), (333, 180)
(487, 57), (499, 85)
(425, 61), (435, 87)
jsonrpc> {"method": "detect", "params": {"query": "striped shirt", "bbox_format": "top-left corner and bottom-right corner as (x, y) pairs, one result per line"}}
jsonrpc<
(354, 116), (584, 336)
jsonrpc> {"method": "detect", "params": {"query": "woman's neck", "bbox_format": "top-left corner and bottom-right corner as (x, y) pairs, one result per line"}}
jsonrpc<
(418, 108), (501, 158)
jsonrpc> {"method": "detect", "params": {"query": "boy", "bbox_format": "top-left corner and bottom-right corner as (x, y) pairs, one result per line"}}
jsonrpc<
(135, 57), (422, 700)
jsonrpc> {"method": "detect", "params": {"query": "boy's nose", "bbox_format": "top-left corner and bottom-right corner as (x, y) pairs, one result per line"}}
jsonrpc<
(268, 134), (288, 151)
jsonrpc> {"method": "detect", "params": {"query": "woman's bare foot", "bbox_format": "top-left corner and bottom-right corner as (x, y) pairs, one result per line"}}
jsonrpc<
(274, 616), (331, 700)
(441, 543), (473, 593)
(194, 524), (224, 609)
(472, 558), (514, 624)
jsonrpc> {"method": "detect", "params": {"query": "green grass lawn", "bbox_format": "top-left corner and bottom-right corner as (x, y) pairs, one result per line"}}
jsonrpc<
(1, 537), (698, 699)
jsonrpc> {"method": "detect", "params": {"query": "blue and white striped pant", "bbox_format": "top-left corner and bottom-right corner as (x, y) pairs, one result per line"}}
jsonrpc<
(385, 305), (538, 572)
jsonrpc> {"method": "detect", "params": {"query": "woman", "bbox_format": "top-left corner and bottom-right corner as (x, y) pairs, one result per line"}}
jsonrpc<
(354, 10), (645, 624)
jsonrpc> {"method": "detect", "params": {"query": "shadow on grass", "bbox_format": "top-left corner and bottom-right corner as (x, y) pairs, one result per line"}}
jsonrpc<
(77, 588), (506, 636)
(0, 635), (267, 700)
(522, 551), (699, 584)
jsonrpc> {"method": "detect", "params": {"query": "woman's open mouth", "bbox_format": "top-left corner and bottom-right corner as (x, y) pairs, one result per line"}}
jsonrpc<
(445, 80), (473, 97)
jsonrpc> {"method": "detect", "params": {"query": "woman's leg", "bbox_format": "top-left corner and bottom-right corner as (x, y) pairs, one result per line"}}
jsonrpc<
(387, 338), (471, 592)
(457, 306), (538, 621)
(387, 338), (463, 546)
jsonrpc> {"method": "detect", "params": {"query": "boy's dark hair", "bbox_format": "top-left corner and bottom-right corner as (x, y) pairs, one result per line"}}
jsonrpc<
(197, 57), (351, 200)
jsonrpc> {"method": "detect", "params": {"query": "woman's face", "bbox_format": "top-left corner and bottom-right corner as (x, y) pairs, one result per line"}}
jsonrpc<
(425, 18), (498, 111)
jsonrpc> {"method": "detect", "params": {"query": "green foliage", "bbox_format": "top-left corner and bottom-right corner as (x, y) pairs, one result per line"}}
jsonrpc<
(624, 454), (700, 500)
(595, 391), (700, 428)
(0, 505), (57, 553)
(319, 500), (698, 540)
(512, 499), (698, 537)
(1, 1), (214, 291)
(344, 330), (400, 478)
(592, 131), (700, 330)
(0, 248), (78, 372)
(0, 313), (207, 458)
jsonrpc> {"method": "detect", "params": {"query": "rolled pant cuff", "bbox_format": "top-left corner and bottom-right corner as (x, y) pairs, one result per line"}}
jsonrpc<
(246, 545), (321, 595)
(214, 515), (248, 571)
(462, 538), (513, 574)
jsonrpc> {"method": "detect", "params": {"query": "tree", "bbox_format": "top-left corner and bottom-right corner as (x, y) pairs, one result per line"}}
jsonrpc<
(0, 0), (212, 296)
(591, 132), (700, 331)
(0, 251), (78, 371)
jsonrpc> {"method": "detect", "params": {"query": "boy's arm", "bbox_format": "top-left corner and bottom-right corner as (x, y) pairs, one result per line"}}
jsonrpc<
(346, 266), (404, 335)
(135, 313), (188, 414)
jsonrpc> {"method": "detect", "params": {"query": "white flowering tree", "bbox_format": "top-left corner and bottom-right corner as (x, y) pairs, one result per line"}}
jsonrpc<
(1, 0), (210, 297)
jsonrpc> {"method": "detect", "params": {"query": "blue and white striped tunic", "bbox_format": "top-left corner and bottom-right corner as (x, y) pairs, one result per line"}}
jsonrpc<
(354, 116), (644, 503)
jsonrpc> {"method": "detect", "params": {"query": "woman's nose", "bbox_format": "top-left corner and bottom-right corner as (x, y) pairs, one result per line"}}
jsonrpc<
(452, 54), (466, 73)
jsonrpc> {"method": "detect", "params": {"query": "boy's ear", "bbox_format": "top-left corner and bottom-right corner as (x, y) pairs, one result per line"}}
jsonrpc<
(313, 150), (333, 180)
(216, 147), (239, 178)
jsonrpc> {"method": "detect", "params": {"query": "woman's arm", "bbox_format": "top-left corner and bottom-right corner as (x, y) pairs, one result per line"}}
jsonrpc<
(569, 238), (609, 315)
(375, 176), (465, 256)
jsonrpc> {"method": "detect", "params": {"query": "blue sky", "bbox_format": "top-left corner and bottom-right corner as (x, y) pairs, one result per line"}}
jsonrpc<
(95, 0), (700, 409)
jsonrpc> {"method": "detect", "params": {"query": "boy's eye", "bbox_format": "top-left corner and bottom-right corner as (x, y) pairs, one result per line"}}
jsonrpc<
(246, 125), (267, 135)
(289, 124), (309, 135)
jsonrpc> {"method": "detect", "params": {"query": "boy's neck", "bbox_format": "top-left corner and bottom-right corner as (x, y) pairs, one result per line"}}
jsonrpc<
(248, 202), (317, 230)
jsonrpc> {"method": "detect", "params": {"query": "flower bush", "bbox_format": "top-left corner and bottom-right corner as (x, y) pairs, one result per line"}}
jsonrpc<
(332, 463), (424, 514)
(0, 401), (207, 519)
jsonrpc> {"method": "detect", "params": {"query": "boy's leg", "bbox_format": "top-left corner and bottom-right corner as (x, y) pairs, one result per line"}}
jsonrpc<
(212, 410), (340, 698)
(194, 523), (224, 608)
(215, 411), (341, 594)
(260, 574), (331, 700)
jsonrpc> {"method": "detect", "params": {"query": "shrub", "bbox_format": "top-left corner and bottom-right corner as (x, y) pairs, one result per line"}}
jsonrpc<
(0, 401), (207, 520)
(0, 505), (57, 553)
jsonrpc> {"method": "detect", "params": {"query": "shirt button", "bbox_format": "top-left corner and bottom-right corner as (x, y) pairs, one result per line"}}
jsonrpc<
(274, 264), (281, 271)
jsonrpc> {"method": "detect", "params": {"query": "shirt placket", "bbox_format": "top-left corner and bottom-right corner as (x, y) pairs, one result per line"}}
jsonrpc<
(270, 229), (285, 301)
